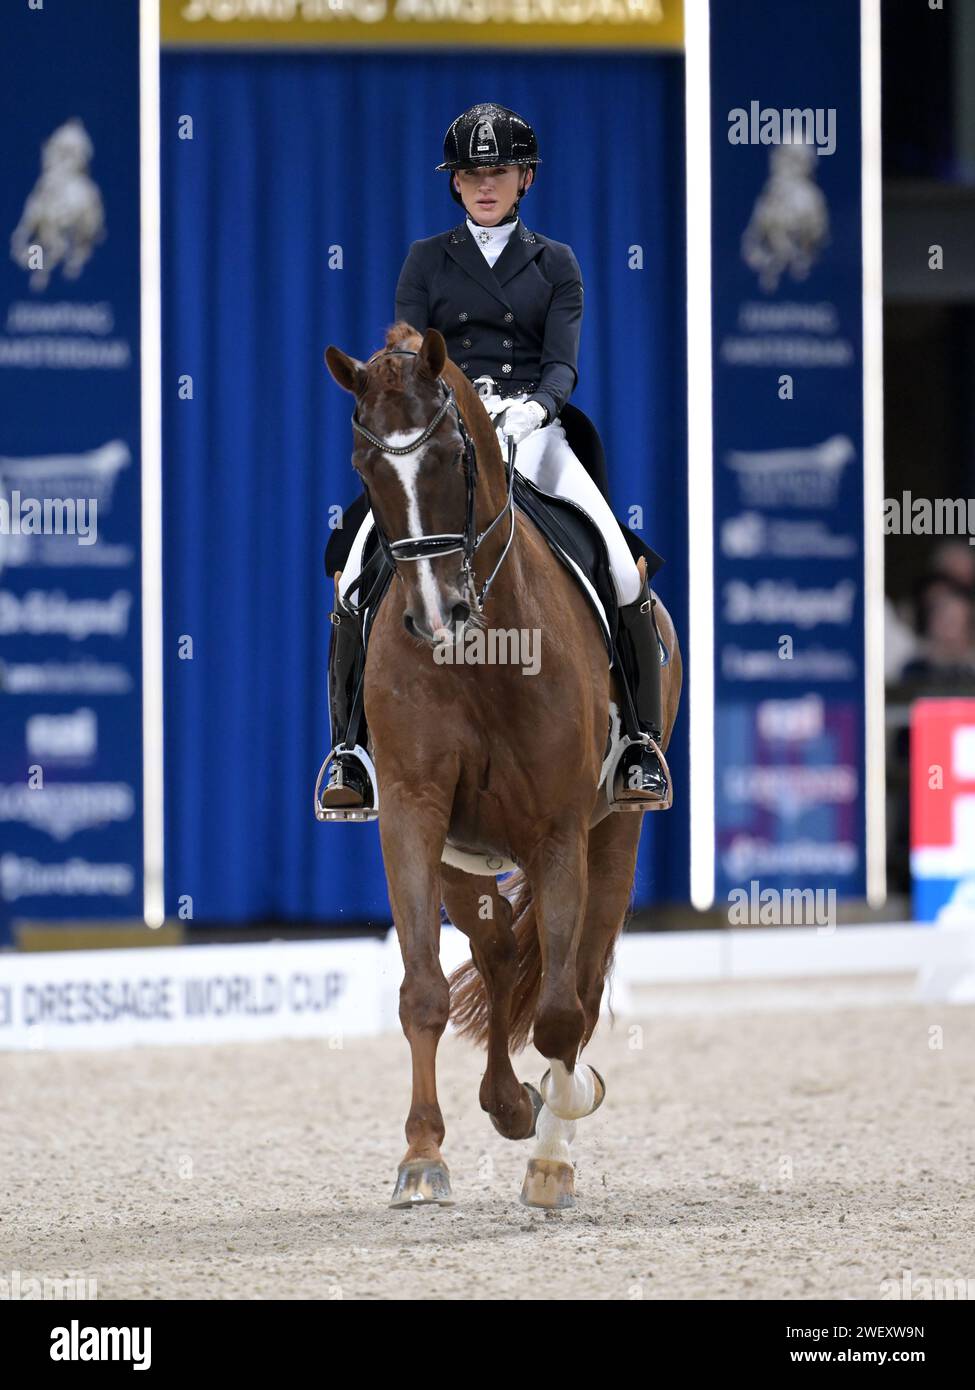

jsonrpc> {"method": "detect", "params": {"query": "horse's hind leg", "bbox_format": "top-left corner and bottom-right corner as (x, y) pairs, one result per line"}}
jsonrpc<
(521, 814), (641, 1210)
(379, 785), (455, 1208)
(529, 820), (591, 1069)
(441, 865), (541, 1142)
(520, 820), (598, 1209)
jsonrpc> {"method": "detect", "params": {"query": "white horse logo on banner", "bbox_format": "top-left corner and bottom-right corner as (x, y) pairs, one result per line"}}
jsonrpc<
(741, 142), (830, 293)
(10, 118), (106, 291)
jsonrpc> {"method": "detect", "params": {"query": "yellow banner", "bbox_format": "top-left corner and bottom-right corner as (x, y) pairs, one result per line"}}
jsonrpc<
(161, 0), (683, 50)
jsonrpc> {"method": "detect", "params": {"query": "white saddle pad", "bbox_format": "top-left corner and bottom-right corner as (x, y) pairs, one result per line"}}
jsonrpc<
(482, 393), (614, 646)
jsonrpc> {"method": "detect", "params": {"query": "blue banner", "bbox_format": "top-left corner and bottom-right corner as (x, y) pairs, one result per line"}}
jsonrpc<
(0, 2), (144, 942)
(709, 0), (866, 901)
(160, 50), (688, 922)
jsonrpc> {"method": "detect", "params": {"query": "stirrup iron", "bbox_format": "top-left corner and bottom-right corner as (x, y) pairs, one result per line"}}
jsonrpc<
(313, 744), (379, 823)
(607, 734), (672, 814)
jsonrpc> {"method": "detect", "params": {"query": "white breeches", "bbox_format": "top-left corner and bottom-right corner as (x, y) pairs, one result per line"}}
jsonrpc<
(338, 397), (642, 609)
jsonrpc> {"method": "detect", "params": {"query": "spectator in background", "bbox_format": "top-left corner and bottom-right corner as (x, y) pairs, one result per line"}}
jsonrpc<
(930, 538), (975, 594)
(902, 573), (975, 684)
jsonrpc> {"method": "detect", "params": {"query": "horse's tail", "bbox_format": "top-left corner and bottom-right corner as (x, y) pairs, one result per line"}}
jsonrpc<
(447, 869), (540, 1053)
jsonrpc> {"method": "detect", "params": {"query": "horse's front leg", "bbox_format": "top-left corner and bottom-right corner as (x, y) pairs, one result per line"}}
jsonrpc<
(379, 780), (455, 1208)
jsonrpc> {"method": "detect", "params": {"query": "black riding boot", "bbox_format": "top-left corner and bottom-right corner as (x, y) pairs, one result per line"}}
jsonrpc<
(314, 601), (375, 819)
(612, 576), (672, 810)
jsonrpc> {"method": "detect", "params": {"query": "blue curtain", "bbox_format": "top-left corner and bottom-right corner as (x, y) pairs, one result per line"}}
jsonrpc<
(161, 50), (688, 924)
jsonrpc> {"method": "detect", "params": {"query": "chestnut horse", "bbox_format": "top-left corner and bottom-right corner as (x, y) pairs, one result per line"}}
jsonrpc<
(324, 323), (681, 1209)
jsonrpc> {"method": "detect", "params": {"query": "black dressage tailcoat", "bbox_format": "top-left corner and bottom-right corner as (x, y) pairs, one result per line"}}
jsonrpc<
(325, 220), (661, 578)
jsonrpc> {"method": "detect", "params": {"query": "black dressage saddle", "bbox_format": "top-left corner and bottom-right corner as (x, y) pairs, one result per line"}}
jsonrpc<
(323, 403), (668, 756)
(324, 402), (663, 594)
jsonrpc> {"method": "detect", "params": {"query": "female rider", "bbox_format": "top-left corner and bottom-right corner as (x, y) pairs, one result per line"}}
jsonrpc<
(318, 102), (670, 817)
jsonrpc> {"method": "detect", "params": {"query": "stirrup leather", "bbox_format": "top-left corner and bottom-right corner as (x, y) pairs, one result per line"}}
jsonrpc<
(314, 744), (379, 823)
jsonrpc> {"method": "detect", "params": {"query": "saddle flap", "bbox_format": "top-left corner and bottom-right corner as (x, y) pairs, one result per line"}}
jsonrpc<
(512, 475), (617, 658)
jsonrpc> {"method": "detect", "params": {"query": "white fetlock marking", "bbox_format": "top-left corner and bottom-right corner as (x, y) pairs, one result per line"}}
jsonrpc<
(541, 1059), (597, 1121)
(440, 841), (518, 877)
(531, 1100), (576, 1165)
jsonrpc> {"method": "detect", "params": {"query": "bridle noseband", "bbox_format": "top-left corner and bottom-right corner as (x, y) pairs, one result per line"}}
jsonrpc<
(346, 348), (516, 615)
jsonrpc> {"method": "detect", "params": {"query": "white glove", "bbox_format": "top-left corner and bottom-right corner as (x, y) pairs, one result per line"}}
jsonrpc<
(501, 399), (547, 444)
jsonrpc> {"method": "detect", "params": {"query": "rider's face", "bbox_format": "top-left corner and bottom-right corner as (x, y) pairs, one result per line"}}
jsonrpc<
(453, 164), (532, 225)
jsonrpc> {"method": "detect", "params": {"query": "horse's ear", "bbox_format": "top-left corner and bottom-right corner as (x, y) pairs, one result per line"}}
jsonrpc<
(414, 328), (447, 381)
(325, 345), (367, 396)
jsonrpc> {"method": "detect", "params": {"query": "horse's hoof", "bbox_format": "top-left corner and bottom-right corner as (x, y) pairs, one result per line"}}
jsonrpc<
(520, 1158), (575, 1210)
(389, 1159), (454, 1208)
(539, 1064), (606, 1120)
(490, 1081), (544, 1140)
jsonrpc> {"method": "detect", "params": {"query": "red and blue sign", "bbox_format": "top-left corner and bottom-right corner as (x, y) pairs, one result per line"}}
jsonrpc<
(911, 699), (975, 923)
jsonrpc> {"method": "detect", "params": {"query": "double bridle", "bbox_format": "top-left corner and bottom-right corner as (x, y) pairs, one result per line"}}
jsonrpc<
(346, 348), (516, 615)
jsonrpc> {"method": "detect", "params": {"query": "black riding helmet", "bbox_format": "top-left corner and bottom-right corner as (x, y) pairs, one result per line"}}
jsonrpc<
(437, 103), (540, 218)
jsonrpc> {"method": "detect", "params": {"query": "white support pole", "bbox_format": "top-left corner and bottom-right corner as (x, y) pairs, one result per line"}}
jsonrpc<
(861, 0), (887, 907)
(140, 0), (165, 928)
(685, 0), (716, 910)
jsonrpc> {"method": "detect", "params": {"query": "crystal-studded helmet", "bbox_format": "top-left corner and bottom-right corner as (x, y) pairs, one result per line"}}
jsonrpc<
(437, 103), (540, 206)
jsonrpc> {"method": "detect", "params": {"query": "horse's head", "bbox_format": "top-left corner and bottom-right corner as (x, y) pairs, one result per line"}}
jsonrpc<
(325, 323), (507, 645)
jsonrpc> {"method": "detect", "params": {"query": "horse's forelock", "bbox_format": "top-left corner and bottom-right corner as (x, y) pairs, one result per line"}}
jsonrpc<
(367, 354), (409, 392)
(360, 323), (424, 393)
(384, 321), (423, 353)
(361, 327), (501, 470)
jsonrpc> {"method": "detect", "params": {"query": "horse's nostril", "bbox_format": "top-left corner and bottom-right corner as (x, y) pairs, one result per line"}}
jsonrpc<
(451, 602), (471, 626)
(403, 613), (417, 637)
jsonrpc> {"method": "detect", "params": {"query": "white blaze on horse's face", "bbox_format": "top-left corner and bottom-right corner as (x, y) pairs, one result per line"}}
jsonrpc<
(383, 431), (461, 645)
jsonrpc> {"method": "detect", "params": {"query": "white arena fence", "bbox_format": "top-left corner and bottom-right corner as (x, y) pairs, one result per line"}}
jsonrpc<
(1, 922), (974, 1052)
